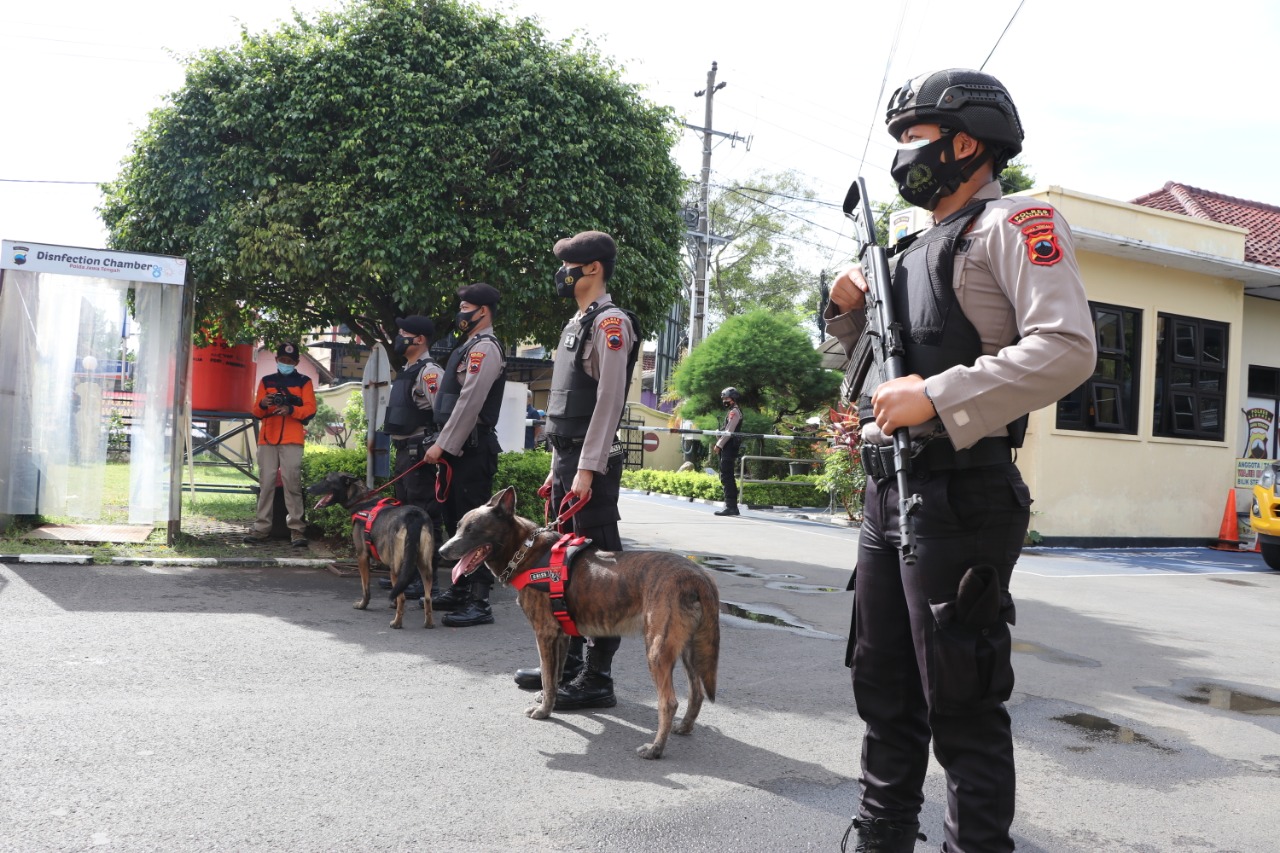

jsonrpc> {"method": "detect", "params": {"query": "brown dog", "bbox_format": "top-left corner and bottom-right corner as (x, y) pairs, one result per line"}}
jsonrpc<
(307, 471), (434, 629)
(438, 486), (720, 759)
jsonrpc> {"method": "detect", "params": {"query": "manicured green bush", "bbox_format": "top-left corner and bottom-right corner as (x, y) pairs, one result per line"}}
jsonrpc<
(494, 449), (552, 521)
(622, 468), (828, 508)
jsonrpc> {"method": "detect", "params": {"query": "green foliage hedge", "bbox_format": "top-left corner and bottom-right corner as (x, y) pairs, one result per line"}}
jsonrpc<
(300, 446), (552, 538)
(621, 468), (828, 508)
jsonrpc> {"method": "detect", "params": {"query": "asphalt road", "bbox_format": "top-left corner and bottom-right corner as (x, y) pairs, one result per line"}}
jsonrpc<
(1, 491), (1278, 852)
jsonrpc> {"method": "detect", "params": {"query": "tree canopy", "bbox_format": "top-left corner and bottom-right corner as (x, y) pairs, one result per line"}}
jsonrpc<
(100, 0), (686, 351)
(668, 308), (839, 421)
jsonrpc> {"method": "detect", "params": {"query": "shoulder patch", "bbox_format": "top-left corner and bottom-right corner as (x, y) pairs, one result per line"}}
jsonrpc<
(423, 371), (439, 394)
(1008, 207), (1054, 227)
(467, 351), (485, 375)
(598, 315), (625, 351)
(1022, 222), (1063, 266)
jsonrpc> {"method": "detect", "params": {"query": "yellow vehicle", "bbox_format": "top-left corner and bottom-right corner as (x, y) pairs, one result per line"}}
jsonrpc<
(1250, 462), (1280, 570)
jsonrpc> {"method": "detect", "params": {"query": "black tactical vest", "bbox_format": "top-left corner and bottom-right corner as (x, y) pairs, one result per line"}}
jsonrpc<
(545, 304), (641, 440)
(382, 358), (434, 436)
(854, 199), (1026, 447)
(434, 333), (505, 428)
(854, 200), (988, 422)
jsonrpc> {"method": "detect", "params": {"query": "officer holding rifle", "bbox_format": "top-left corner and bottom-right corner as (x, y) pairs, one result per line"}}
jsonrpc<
(825, 69), (1096, 852)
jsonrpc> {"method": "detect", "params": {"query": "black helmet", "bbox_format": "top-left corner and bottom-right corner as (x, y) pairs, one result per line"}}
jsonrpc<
(720, 387), (740, 401)
(885, 69), (1024, 172)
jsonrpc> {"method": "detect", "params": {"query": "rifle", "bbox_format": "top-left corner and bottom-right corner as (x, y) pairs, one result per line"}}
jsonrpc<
(841, 176), (921, 565)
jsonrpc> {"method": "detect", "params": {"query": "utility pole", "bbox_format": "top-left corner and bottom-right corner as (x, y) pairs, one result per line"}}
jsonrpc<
(691, 62), (721, 349)
(685, 62), (749, 349)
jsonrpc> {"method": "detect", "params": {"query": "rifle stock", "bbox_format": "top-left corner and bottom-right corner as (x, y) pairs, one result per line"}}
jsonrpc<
(842, 177), (921, 565)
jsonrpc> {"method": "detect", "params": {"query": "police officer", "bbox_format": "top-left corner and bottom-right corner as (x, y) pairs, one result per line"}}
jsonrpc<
(511, 230), (638, 710)
(379, 315), (444, 598)
(825, 70), (1097, 852)
(712, 387), (744, 517)
(244, 343), (316, 547)
(424, 283), (507, 627)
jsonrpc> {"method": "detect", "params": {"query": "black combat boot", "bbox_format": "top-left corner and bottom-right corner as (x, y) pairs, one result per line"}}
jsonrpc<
(442, 583), (494, 627)
(431, 580), (470, 612)
(839, 816), (925, 853)
(555, 640), (617, 710)
(514, 636), (585, 690)
(714, 505), (740, 516)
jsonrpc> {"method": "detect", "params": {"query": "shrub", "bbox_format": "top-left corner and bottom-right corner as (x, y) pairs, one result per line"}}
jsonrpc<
(622, 468), (828, 508)
(813, 446), (866, 520)
(494, 449), (552, 521)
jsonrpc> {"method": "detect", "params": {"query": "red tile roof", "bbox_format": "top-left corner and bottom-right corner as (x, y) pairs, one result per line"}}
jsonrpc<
(1131, 182), (1280, 268)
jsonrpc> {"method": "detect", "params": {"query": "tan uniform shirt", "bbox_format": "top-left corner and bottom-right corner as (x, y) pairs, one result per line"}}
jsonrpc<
(436, 324), (506, 456)
(826, 180), (1097, 450)
(551, 295), (635, 473)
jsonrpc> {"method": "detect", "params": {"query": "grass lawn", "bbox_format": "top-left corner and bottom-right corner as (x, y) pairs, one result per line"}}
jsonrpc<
(1, 459), (347, 563)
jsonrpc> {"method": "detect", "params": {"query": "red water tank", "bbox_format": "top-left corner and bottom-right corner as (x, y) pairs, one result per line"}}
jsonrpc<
(190, 343), (258, 413)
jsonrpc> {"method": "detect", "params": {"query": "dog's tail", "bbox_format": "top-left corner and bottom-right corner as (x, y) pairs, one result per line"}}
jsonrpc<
(387, 512), (427, 601)
(692, 579), (721, 703)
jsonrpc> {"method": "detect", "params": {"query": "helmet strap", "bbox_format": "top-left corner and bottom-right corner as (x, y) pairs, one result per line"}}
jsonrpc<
(926, 140), (994, 209)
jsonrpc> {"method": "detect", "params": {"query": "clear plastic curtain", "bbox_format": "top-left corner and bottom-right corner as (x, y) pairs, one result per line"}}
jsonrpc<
(0, 269), (183, 524)
(127, 279), (184, 524)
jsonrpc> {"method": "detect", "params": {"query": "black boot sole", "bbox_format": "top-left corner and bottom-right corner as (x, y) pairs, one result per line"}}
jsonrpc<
(554, 693), (618, 711)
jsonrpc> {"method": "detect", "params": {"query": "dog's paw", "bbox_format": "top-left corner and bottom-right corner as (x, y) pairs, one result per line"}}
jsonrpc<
(526, 704), (552, 720)
(674, 720), (694, 736)
(389, 620), (403, 629)
(353, 600), (369, 610)
(636, 742), (664, 760)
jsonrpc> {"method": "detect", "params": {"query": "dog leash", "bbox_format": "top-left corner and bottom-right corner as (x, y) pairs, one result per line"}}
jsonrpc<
(435, 459), (453, 503)
(342, 456), (434, 508)
(547, 490), (592, 534)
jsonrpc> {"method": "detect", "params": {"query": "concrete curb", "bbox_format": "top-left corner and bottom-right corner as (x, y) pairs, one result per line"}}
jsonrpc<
(2, 554), (337, 568)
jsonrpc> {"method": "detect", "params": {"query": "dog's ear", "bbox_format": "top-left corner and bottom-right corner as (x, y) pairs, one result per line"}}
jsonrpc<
(490, 486), (517, 515)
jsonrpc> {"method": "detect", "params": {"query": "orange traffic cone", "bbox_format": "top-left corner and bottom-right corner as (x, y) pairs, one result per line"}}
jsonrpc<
(1211, 491), (1241, 551)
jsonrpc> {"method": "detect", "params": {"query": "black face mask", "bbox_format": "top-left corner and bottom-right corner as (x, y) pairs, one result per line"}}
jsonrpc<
(722, 399), (734, 409)
(555, 265), (584, 299)
(393, 334), (415, 356)
(890, 134), (979, 211)
(456, 308), (481, 334)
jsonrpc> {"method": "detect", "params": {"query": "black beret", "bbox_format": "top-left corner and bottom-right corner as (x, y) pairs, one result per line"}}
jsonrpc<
(395, 315), (435, 339)
(457, 282), (500, 307)
(554, 230), (617, 264)
(275, 342), (300, 359)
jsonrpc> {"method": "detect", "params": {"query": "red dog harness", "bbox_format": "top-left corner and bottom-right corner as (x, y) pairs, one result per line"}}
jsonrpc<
(351, 497), (400, 564)
(509, 533), (592, 637)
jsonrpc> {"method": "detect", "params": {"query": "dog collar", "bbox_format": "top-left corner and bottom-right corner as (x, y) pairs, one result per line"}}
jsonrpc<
(499, 531), (543, 583)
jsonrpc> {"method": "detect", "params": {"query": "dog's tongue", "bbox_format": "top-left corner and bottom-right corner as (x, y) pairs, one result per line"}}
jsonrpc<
(312, 494), (333, 510)
(451, 546), (492, 585)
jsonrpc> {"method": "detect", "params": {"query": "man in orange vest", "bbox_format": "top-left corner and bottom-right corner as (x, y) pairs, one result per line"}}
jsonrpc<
(243, 343), (317, 546)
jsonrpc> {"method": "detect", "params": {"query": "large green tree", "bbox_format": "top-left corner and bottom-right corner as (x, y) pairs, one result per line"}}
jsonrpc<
(100, 0), (685, 351)
(669, 308), (840, 421)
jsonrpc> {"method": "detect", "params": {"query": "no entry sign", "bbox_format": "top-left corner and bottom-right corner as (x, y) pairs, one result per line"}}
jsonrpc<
(642, 432), (659, 452)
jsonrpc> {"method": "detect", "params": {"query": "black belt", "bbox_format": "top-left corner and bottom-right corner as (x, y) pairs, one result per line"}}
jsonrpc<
(546, 434), (585, 452)
(861, 436), (1011, 480)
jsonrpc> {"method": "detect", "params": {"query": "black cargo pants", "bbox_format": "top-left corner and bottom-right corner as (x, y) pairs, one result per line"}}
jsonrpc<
(850, 461), (1030, 853)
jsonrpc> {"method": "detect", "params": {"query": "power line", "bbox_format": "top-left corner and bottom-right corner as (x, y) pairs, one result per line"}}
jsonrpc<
(858, 0), (911, 178)
(721, 187), (850, 239)
(0, 178), (103, 185)
(712, 183), (843, 209)
(980, 0), (1026, 71)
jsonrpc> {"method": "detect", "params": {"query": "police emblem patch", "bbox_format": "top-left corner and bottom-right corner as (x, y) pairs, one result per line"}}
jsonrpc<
(424, 372), (439, 394)
(467, 351), (485, 374)
(599, 316), (625, 351)
(1022, 222), (1063, 266)
(1008, 207), (1053, 226)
